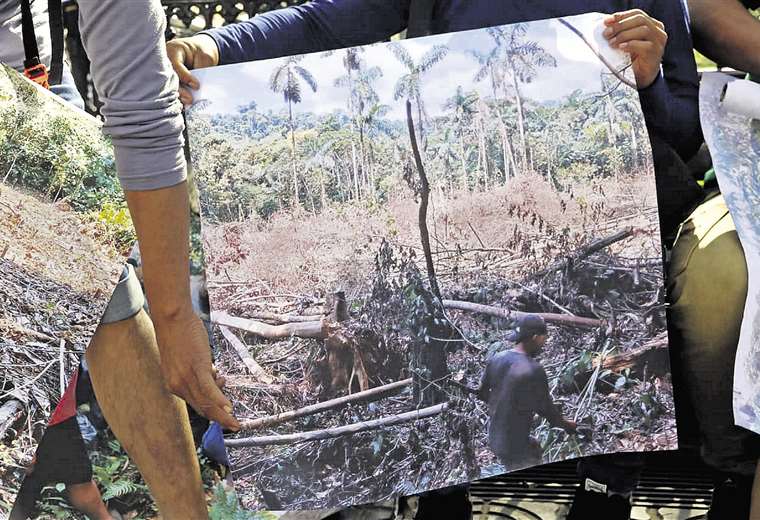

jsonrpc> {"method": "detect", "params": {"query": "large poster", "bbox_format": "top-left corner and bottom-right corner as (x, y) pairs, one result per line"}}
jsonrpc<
(186, 13), (676, 511)
(0, 65), (129, 508)
(699, 73), (760, 434)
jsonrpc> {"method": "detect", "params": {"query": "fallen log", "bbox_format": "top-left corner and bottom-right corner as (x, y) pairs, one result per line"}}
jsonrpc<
(219, 326), (274, 384)
(575, 334), (670, 388)
(226, 402), (449, 448)
(224, 376), (294, 395)
(442, 300), (602, 329)
(0, 400), (25, 442)
(535, 228), (634, 278)
(243, 311), (321, 324)
(240, 378), (413, 431)
(213, 311), (326, 340)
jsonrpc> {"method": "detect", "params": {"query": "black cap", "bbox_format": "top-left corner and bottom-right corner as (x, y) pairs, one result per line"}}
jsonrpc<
(507, 314), (548, 342)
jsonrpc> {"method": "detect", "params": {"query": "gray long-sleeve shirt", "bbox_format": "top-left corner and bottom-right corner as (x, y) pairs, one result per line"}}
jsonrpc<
(2, 2), (182, 190)
(76, 0), (187, 191)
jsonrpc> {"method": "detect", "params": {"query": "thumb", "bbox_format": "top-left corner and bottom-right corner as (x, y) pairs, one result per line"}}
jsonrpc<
(168, 45), (200, 90)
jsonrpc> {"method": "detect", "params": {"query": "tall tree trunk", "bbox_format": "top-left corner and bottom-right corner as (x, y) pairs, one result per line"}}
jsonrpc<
(416, 94), (426, 151)
(406, 99), (448, 406)
(350, 142), (360, 201)
(289, 99), (298, 206)
(497, 112), (518, 181)
(508, 62), (528, 173)
(459, 133), (468, 192)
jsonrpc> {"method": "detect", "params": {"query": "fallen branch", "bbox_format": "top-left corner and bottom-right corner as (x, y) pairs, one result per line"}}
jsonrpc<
(442, 300), (602, 329)
(226, 402), (449, 448)
(0, 320), (57, 343)
(240, 378), (413, 431)
(574, 333), (669, 389)
(535, 228), (634, 278)
(0, 400), (25, 442)
(243, 311), (321, 324)
(224, 377), (294, 395)
(219, 326), (274, 384)
(213, 311), (326, 340)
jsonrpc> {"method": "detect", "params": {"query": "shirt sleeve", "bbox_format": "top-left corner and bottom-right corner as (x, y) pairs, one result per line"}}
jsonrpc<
(533, 366), (564, 426)
(477, 361), (493, 402)
(77, 0), (187, 191)
(638, 0), (702, 161)
(204, 0), (410, 64)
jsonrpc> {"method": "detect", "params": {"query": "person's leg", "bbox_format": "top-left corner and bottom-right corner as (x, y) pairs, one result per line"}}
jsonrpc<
(668, 193), (758, 517)
(67, 481), (113, 520)
(85, 266), (207, 519)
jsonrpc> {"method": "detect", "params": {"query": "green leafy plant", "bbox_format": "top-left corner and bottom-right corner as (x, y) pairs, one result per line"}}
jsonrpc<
(208, 483), (278, 520)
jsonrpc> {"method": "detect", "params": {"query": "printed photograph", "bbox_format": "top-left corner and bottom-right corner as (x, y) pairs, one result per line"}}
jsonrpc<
(186, 13), (677, 511)
(699, 73), (760, 434)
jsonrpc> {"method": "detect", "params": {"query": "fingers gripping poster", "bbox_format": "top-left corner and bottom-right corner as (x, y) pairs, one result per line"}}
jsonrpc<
(699, 73), (760, 434)
(186, 13), (676, 511)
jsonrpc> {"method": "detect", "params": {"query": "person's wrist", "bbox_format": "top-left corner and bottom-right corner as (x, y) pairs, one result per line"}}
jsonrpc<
(193, 33), (220, 67)
(150, 297), (196, 326)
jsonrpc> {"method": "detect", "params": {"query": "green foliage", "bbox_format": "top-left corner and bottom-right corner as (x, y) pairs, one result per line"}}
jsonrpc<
(186, 33), (648, 224)
(90, 201), (136, 251)
(208, 483), (277, 520)
(0, 67), (122, 211)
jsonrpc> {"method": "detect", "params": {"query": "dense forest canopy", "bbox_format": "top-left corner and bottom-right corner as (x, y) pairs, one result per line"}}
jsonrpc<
(188, 19), (649, 225)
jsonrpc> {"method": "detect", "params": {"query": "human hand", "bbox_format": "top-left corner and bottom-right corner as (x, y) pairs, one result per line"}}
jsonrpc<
(563, 419), (578, 433)
(166, 34), (220, 107)
(153, 307), (240, 431)
(603, 10), (668, 89)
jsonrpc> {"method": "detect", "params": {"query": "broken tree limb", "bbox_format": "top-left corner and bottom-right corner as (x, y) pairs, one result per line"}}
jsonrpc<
(575, 333), (670, 388)
(243, 311), (322, 324)
(407, 99), (441, 301)
(0, 400), (25, 442)
(442, 300), (603, 329)
(218, 325), (274, 384)
(535, 228), (634, 278)
(240, 378), (413, 431)
(226, 402), (449, 448)
(213, 311), (327, 340)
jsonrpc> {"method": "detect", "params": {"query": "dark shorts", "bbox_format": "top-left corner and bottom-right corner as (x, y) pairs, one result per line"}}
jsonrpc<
(32, 416), (92, 485)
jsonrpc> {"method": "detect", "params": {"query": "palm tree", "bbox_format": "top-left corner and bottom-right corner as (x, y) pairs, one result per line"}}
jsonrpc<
(389, 42), (448, 150)
(336, 63), (384, 199)
(486, 25), (557, 172)
(443, 86), (478, 191)
(269, 55), (318, 206)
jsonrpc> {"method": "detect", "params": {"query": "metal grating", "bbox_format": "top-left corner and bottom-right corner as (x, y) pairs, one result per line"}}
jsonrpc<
(470, 451), (713, 519)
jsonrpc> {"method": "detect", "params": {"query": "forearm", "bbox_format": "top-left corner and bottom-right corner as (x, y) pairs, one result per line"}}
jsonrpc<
(125, 185), (192, 320)
(204, 0), (408, 64)
(689, 0), (760, 76)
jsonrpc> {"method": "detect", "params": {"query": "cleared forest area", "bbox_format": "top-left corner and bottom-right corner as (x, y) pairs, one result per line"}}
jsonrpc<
(186, 16), (675, 510)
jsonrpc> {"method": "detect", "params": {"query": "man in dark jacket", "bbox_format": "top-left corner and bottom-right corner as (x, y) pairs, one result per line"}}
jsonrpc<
(479, 314), (577, 470)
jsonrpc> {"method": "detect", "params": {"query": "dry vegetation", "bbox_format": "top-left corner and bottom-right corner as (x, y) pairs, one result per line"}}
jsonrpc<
(0, 183), (124, 513)
(204, 172), (675, 511)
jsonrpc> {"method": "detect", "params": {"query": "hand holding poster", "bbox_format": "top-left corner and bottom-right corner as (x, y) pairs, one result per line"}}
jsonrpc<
(185, 13), (676, 511)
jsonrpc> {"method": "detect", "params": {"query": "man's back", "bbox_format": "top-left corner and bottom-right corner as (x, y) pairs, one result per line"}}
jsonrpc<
(481, 349), (552, 458)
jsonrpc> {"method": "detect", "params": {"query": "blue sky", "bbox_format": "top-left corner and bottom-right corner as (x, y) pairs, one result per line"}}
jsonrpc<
(193, 12), (632, 122)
